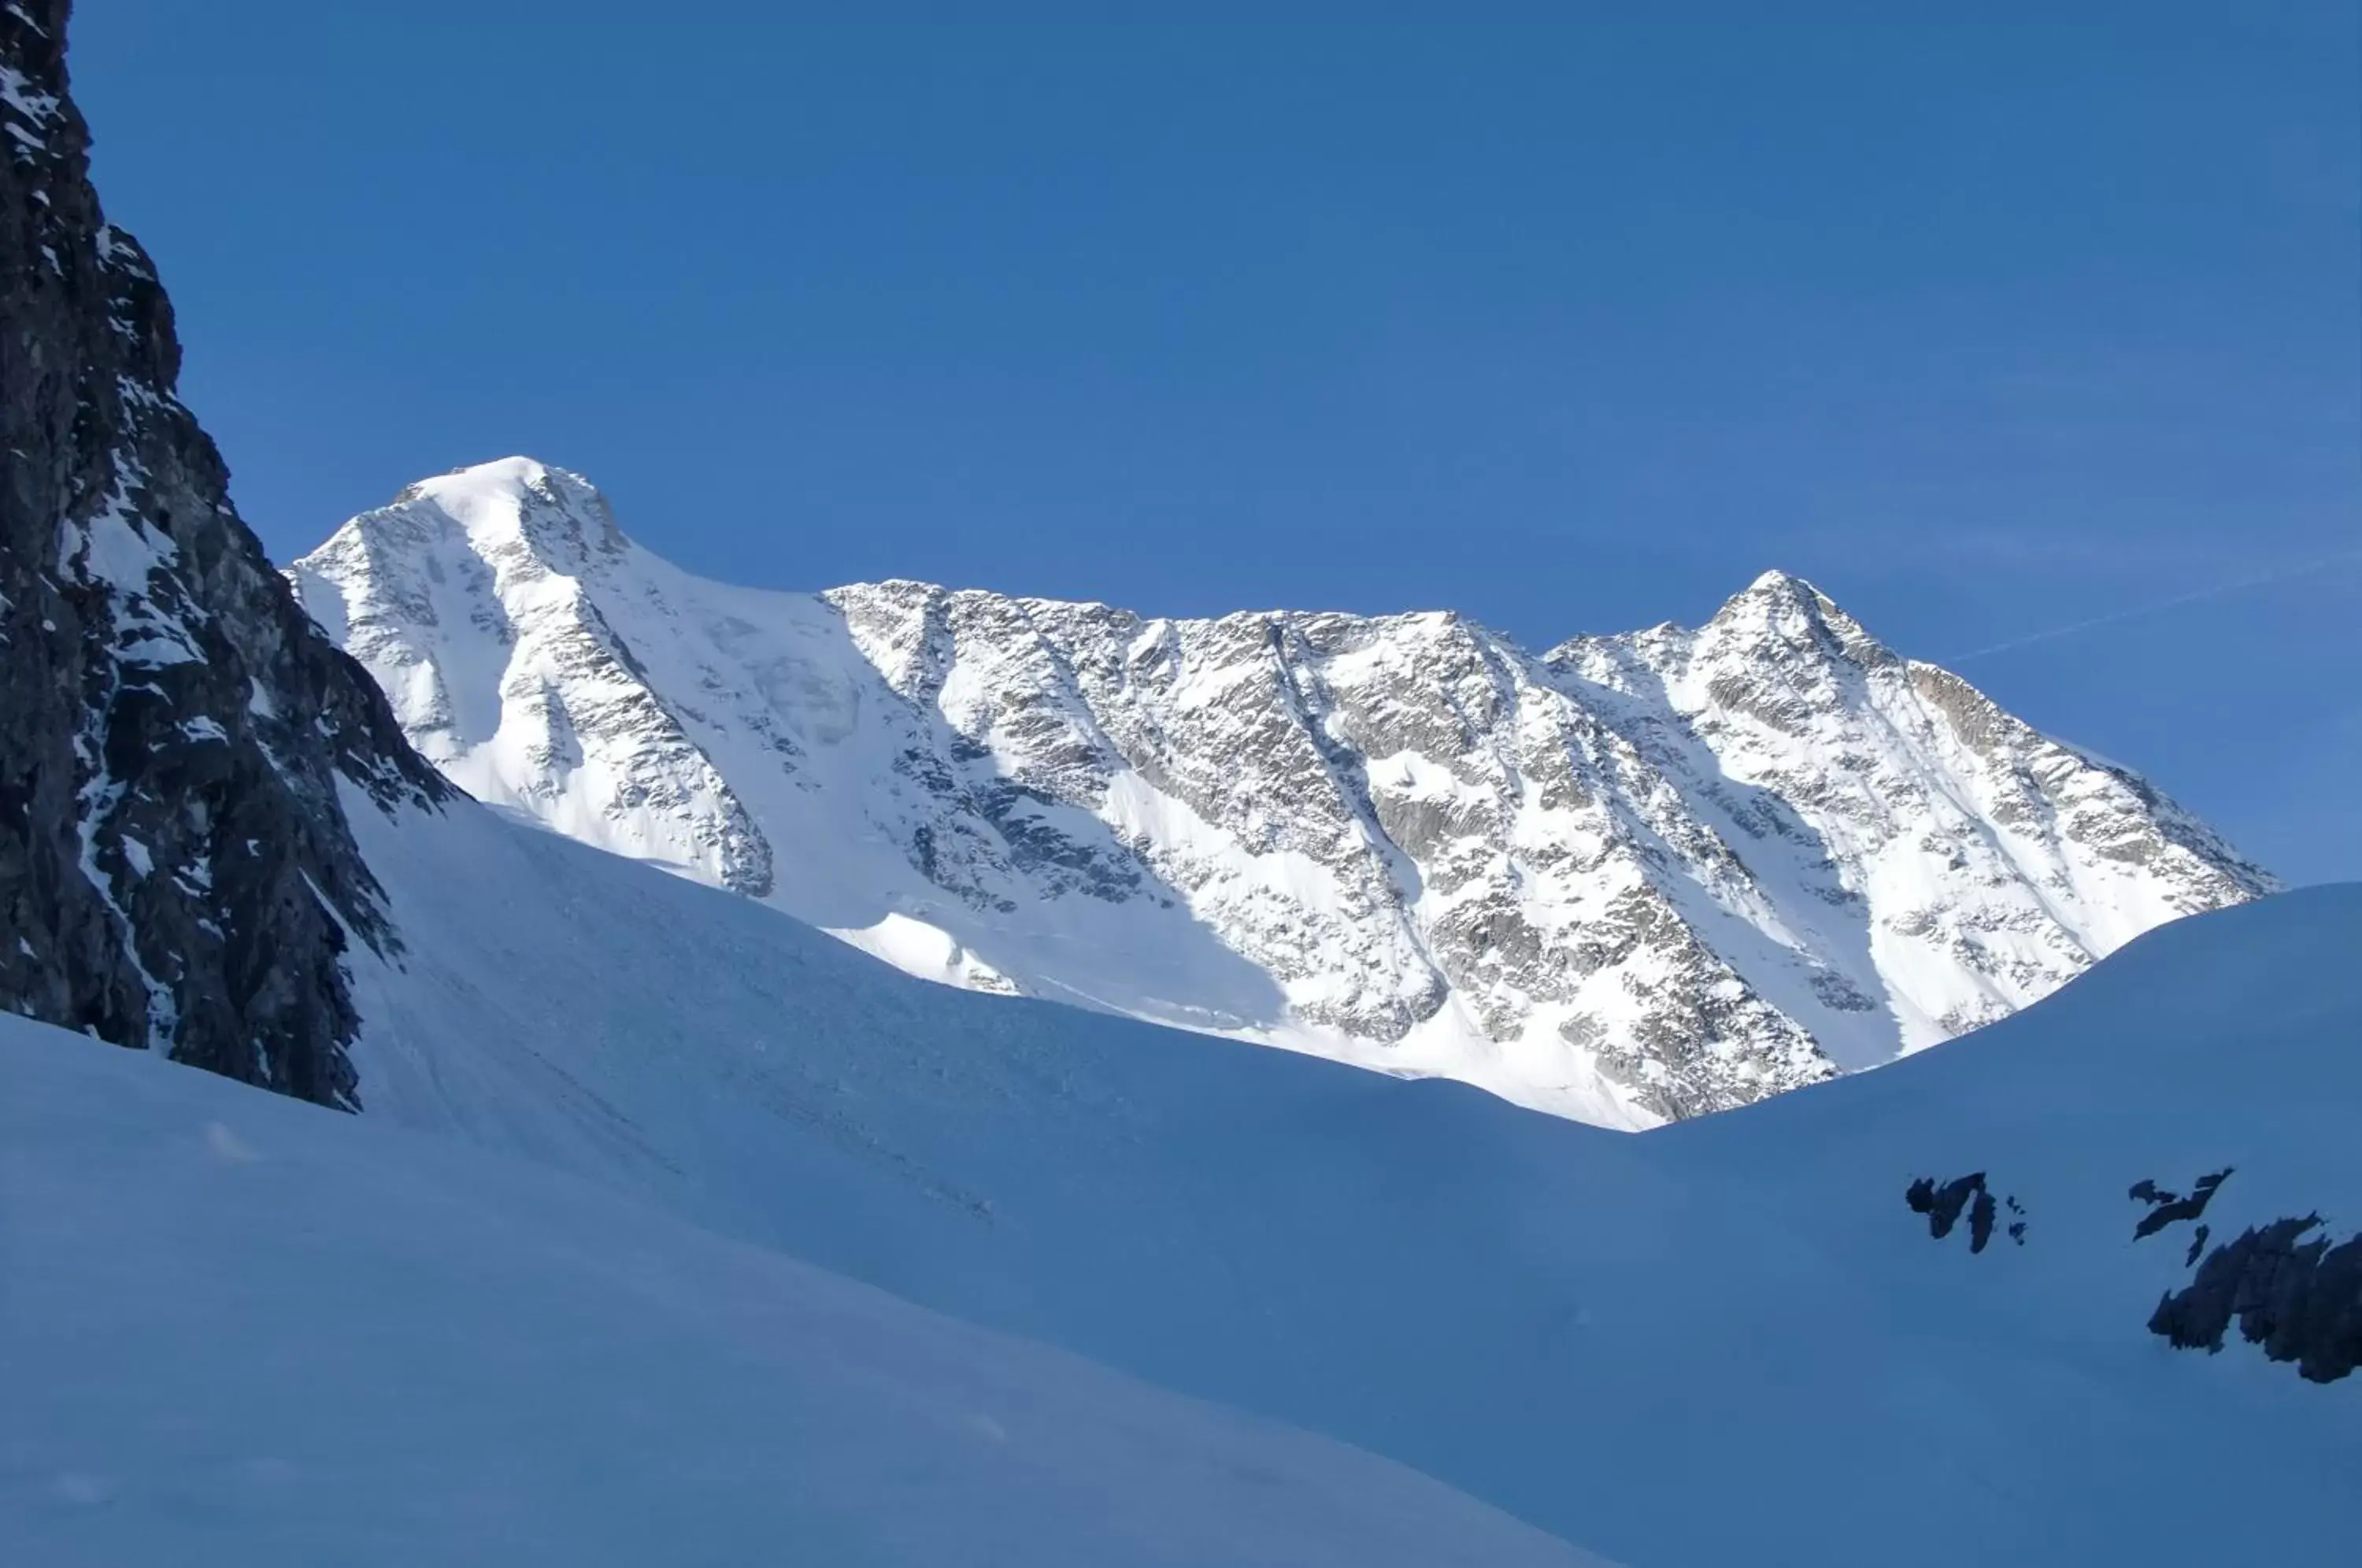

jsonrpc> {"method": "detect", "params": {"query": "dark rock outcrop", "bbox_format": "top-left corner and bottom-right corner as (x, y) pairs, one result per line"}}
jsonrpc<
(1905, 1171), (2023, 1253)
(0, 2), (449, 1105)
(2150, 1216), (2362, 1385)
(2128, 1170), (2233, 1241)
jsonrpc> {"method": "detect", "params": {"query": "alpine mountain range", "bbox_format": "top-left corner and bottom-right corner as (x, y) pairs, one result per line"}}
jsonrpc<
(288, 457), (2271, 1127)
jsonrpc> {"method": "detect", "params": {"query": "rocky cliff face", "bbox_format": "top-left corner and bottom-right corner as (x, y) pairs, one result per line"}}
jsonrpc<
(0, 1), (449, 1106)
(291, 459), (2274, 1127)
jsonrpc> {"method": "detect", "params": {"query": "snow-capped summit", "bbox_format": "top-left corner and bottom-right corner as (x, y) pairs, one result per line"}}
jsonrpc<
(290, 458), (2275, 1127)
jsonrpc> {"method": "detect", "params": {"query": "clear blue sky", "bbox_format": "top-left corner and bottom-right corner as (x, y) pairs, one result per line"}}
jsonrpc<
(68, 2), (2360, 882)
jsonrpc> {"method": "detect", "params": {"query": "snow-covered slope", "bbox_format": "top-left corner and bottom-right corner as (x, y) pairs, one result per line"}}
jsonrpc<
(291, 458), (2272, 1126)
(0, 1019), (1614, 1568)
(213, 782), (2354, 1567)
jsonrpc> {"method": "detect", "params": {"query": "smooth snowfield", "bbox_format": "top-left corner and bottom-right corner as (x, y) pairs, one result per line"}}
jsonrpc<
(334, 794), (2360, 1567)
(0, 1019), (1610, 1568)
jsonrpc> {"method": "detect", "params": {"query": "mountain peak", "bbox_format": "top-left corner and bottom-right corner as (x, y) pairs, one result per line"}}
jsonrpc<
(354, 457), (630, 579)
(1721, 566), (1842, 620)
(1744, 566), (1818, 595)
(1705, 566), (1890, 670)
(396, 454), (605, 523)
(416, 453), (553, 489)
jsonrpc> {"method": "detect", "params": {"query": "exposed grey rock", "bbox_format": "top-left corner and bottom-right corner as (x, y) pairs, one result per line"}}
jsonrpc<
(0, 1), (449, 1105)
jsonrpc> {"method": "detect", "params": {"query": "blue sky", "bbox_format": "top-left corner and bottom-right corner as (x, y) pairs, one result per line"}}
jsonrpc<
(70, 2), (2360, 882)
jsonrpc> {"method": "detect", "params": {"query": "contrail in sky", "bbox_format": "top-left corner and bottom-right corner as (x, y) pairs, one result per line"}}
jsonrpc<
(1945, 546), (2362, 665)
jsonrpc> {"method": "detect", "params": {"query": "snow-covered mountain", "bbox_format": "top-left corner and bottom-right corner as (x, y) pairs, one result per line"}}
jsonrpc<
(13, 10), (2358, 1565)
(6, 16), (1621, 1562)
(291, 458), (2272, 1126)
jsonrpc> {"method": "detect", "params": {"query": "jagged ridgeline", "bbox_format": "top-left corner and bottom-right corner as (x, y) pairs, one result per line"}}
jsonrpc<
(292, 458), (2275, 1129)
(0, 1), (448, 1105)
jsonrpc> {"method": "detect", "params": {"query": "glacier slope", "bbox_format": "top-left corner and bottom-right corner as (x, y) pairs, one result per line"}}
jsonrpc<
(291, 458), (2271, 1126)
(0, 1017), (1610, 1568)
(324, 788), (2358, 1568)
